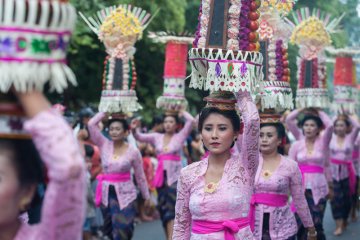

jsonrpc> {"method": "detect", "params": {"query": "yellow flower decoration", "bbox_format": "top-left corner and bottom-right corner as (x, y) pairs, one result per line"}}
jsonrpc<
(264, 0), (296, 15)
(290, 16), (331, 46)
(100, 7), (142, 40)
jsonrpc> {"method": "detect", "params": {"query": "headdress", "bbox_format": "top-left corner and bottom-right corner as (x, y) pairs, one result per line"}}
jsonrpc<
(286, 8), (343, 109)
(149, 32), (193, 112)
(188, 0), (263, 94)
(259, 109), (282, 124)
(257, 0), (296, 111)
(80, 5), (155, 114)
(326, 47), (360, 114)
(0, 0), (77, 139)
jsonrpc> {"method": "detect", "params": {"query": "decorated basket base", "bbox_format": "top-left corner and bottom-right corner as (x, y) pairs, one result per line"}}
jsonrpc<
(260, 81), (293, 110)
(99, 90), (142, 114)
(296, 88), (329, 109)
(189, 48), (263, 92)
(332, 86), (358, 113)
(156, 96), (188, 112)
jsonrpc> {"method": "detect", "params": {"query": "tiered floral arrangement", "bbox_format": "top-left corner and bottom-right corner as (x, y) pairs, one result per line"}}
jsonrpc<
(80, 5), (154, 114)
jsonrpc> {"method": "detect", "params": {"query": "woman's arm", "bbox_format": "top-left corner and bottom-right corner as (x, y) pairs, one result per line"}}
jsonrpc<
(176, 111), (195, 142)
(87, 112), (108, 147)
(21, 92), (85, 240)
(285, 109), (302, 140)
(173, 171), (191, 240)
(132, 149), (150, 200)
(349, 115), (360, 143)
(236, 90), (260, 179)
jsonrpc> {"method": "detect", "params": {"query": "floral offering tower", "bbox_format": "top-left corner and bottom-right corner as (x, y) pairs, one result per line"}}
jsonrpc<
(257, 0), (297, 111)
(80, 5), (154, 114)
(149, 32), (194, 113)
(189, 0), (263, 95)
(286, 8), (343, 109)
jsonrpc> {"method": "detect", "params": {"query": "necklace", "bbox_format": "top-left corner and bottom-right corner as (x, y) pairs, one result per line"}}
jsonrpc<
(204, 182), (219, 194)
(262, 170), (272, 179)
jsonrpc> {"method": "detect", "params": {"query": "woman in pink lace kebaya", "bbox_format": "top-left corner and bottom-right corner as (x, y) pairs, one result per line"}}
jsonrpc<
(251, 119), (316, 240)
(329, 114), (360, 236)
(173, 91), (259, 240)
(131, 111), (194, 240)
(288, 110), (333, 240)
(88, 112), (151, 239)
(0, 91), (86, 240)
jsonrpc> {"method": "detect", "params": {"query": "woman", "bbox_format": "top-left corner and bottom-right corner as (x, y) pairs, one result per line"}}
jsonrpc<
(131, 111), (194, 239)
(329, 114), (360, 235)
(351, 133), (360, 222)
(251, 120), (316, 240)
(0, 91), (86, 240)
(172, 91), (259, 239)
(288, 110), (333, 240)
(88, 112), (151, 239)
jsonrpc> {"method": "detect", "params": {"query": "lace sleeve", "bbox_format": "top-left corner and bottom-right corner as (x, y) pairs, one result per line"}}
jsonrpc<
(88, 112), (107, 148)
(177, 111), (195, 143)
(289, 161), (314, 228)
(286, 109), (302, 140)
(133, 129), (158, 145)
(131, 148), (150, 200)
(173, 171), (191, 240)
(24, 110), (86, 240)
(236, 91), (260, 180)
(349, 116), (360, 143)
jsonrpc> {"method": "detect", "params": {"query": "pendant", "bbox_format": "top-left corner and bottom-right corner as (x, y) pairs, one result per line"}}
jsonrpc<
(204, 182), (218, 194)
(262, 170), (272, 179)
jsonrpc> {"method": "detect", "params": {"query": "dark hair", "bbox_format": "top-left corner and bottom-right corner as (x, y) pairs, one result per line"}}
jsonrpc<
(0, 139), (43, 212)
(84, 144), (94, 158)
(107, 118), (129, 131)
(163, 114), (179, 124)
(198, 107), (241, 132)
(298, 115), (324, 129)
(334, 118), (351, 128)
(151, 115), (163, 128)
(260, 122), (287, 154)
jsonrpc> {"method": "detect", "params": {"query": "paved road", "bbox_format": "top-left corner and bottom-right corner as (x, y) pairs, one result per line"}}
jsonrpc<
(133, 203), (359, 240)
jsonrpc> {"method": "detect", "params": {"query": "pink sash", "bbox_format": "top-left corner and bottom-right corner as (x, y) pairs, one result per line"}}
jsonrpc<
(152, 154), (181, 188)
(249, 193), (288, 231)
(95, 172), (131, 207)
(299, 164), (324, 185)
(192, 217), (250, 240)
(331, 158), (356, 195)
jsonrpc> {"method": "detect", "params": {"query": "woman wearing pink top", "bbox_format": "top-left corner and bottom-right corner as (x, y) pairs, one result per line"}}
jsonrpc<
(173, 91), (259, 240)
(88, 112), (150, 239)
(131, 111), (194, 239)
(251, 119), (316, 240)
(0, 91), (86, 240)
(288, 110), (333, 240)
(329, 114), (360, 235)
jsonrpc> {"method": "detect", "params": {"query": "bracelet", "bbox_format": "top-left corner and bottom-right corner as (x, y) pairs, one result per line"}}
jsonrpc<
(307, 230), (317, 237)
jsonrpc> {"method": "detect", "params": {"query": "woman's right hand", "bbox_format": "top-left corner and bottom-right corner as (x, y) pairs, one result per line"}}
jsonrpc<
(130, 118), (140, 131)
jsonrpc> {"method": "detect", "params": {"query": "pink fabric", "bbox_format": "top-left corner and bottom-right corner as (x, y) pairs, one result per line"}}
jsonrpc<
(152, 154), (181, 187)
(299, 164), (324, 185)
(330, 117), (360, 181)
(288, 111), (333, 205)
(252, 156), (313, 240)
(192, 217), (250, 240)
(134, 111), (194, 186)
(15, 110), (86, 240)
(95, 172), (131, 207)
(331, 159), (356, 195)
(249, 193), (288, 231)
(352, 150), (359, 160)
(173, 91), (259, 240)
(285, 109), (304, 141)
(88, 112), (150, 209)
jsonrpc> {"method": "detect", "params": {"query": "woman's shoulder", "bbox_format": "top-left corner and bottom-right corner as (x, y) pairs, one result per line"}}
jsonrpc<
(180, 160), (206, 184)
(281, 155), (300, 170)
